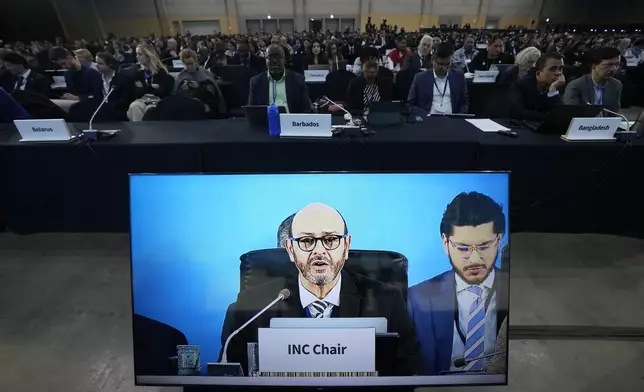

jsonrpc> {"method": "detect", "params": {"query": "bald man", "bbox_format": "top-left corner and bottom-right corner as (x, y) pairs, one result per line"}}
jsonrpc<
(403, 35), (433, 71)
(247, 43), (311, 113)
(219, 202), (421, 376)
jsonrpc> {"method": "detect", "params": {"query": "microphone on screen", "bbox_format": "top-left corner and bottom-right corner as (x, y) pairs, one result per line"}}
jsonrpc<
(220, 289), (290, 364)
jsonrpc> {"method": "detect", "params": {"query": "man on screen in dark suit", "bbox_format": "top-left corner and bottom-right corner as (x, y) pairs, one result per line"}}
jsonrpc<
(407, 192), (508, 375)
(219, 202), (420, 375)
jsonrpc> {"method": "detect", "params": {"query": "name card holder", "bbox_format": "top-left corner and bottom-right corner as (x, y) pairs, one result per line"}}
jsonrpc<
(561, 117), (621, 142)
(473, 70), (499, 83)
(625, 57), (639, 68)
(258, 328), (376, 374)
(279, 114), (332, 138)
(304, 70), (329, 82)
(13, 119), (76, 142)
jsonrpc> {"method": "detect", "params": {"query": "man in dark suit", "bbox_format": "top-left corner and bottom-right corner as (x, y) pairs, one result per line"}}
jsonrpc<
(49, 46), (103, 101)
(407, 192), (508, 375)
(219, 202), (420, 376)
(402, 35), (433, 71)
(229, 40), (265, 73)
(510, 52), (567, 121)
(407, 43), (469, 116)
(248, 44), (312, 113)
(3, 52), (50, 96)
(563, 47), (623, 113)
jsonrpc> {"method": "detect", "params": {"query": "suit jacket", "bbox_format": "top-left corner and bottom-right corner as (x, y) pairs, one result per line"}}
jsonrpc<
(229, 53), (266, 72)
(133, 69), (175, 99)
(402, 51), (432, 71)
(510, 71), (562, 121)
(219, 269), (421, 376)
(562, 74), (622, 113)
(407, 268), (508, 375)
(248, 70), (312, 113)
(407, 70), (469, 115)
(469, 50), (513, 72)
(65, 65), (103, 100)
(133, 314), (188, 376)
(12, 70), (51, 97)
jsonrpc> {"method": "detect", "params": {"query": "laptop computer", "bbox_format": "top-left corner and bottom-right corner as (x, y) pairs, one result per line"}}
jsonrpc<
(244, 105), (287, 128)
(525, 104), (604, 135)
(368, 101), (404, 126)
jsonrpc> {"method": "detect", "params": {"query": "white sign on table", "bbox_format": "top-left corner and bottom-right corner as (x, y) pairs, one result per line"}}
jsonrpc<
(562, 117), (621, 141)
(473, 70), (499, 83)
(304, 70), (329, 82)
(625, 57), (639, 68)
(258, 327), (376, 373)
(279, 114), (332, 137)
(172, 60), (185, 68)
(13, 119), (75, 142)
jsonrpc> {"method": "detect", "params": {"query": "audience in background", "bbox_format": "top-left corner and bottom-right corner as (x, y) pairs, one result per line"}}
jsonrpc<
(407, 43), (469, 116)
(403, 35), (432, 71)
(451, 35), (478, 71)
(345, 59), (393, 115)
(128, 44), (175, 121)
(248, 44), (311, 113)
(501, 46), (541, 83)
(563, 47), (623, 112)
(326, 41), (344, 71)
(74, 49), (100, 72)
(174, 48), (226, 117)
(470, 35), (513, 71)
(2, 52), (50, 96)
(510, 52), (566, 121)
(306, 41), (328, 67)
(229, 40), (265, 72)
(95, 51), (135, 119)
(387, 37), (411, 71)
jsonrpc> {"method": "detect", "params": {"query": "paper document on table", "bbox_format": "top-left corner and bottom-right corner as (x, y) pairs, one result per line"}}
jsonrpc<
(465, 119), (511, 132)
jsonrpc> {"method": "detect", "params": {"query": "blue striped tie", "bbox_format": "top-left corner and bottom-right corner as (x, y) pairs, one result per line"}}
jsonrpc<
(464, 286), (485, 370)
(308, 300), (332, 318)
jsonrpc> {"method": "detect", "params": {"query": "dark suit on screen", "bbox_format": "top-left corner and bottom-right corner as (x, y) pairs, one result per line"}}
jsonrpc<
(407, 268), (507, 375)
(219, 269), (421, 376)
(248, 70), (312, 113)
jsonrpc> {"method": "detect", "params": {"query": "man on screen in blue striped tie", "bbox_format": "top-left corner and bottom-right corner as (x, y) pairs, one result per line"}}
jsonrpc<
(407, 192), (508, 375)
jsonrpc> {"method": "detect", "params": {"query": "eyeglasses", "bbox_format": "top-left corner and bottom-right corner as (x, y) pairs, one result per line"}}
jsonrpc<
(290, 234), (347, 252)
(448, 237), (499, 256)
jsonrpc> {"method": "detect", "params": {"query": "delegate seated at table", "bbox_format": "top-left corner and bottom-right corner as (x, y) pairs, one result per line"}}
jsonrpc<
(469, 36), (514, 72)
(49, 46), (103, 111)
(406, 43), (469, 116)
(509, 52), (566, 121)
(402, 35), (433, 71)
(127, 44), (175, 122)
(563, 47), (622, 113)
(248, 44), (312, 113)
(345, 59), (393, 116)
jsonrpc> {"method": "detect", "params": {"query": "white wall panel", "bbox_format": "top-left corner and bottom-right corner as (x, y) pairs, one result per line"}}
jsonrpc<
(96, 0), (157, 19)
(371, 0), (422, 14)
(430, 0), (480, 16)
(487, 0), (535, 16)
(237, 0), (293, 17)
(164, 0), (227, 17)
(306, 0), (360, 16)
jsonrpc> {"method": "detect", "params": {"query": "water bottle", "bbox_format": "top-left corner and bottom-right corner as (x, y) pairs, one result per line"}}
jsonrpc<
(267, 104), (281, 136)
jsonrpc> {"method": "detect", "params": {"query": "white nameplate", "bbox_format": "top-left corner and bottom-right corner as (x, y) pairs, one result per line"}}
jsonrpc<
(258, 328), (376, 373)
(563, 117), (621, 141)
(304, 70), (329, 82)
(465, 59), (472, 64)
(625, 57), (639, 68)
(476, 43), (487, 50)
(172, 59), (185, 68)
(13, 119), (75, 142)
(473, 70), (499, 83)
(51, 76), (67, 88)
(279, 114), (332, 137)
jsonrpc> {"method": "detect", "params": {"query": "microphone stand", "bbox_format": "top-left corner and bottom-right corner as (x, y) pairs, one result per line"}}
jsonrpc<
(82, 88), (114, 141)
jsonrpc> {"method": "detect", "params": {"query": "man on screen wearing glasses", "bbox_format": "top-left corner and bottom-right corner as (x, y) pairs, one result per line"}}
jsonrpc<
(407, 192), (508, 375)
(219, 202), (420, 375)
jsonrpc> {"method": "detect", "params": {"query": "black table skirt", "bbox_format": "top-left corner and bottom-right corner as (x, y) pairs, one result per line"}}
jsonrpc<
(1, 119), (643, 235)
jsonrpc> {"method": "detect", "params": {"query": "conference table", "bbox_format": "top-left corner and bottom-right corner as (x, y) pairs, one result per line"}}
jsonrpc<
(1, 117), (643, 236)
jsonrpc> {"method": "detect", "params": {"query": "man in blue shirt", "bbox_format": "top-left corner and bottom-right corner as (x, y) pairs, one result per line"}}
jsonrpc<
(49, 46), (103, 103)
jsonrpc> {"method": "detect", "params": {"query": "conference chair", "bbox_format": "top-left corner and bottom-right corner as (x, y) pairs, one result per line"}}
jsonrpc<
(394, 68), (420, 102)
(238, 248), (409, 299)
(132, 314), (188, 376)
(11, 90), (68, 120)
(142, 94), (208, 121)
(325, 69), (356, 102)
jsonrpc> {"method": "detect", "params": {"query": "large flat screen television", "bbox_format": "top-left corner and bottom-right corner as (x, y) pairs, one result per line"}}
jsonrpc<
(130, 172), (510, 388)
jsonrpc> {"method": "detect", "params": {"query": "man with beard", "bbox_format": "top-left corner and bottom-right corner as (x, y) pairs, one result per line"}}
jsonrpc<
(219, 202), (420, 375)
(407, 192), (508, 375)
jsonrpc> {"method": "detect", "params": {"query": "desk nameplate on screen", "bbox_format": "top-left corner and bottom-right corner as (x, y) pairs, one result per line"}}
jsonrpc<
(258, 327), (376, 374)
(304, 70), (329, 82)
(561, 117), (621, 141)
(13, 119), (76, 142)
(473, 70), (499, 83)
(279, 114), (332, 137)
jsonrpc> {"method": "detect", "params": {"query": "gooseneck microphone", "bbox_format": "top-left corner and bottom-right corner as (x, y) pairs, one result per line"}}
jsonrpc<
(82, 87), (115, 140)
(453, 351), (506, 368)
(320, 95), (355, 125)
(220, 288), (291, 364)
